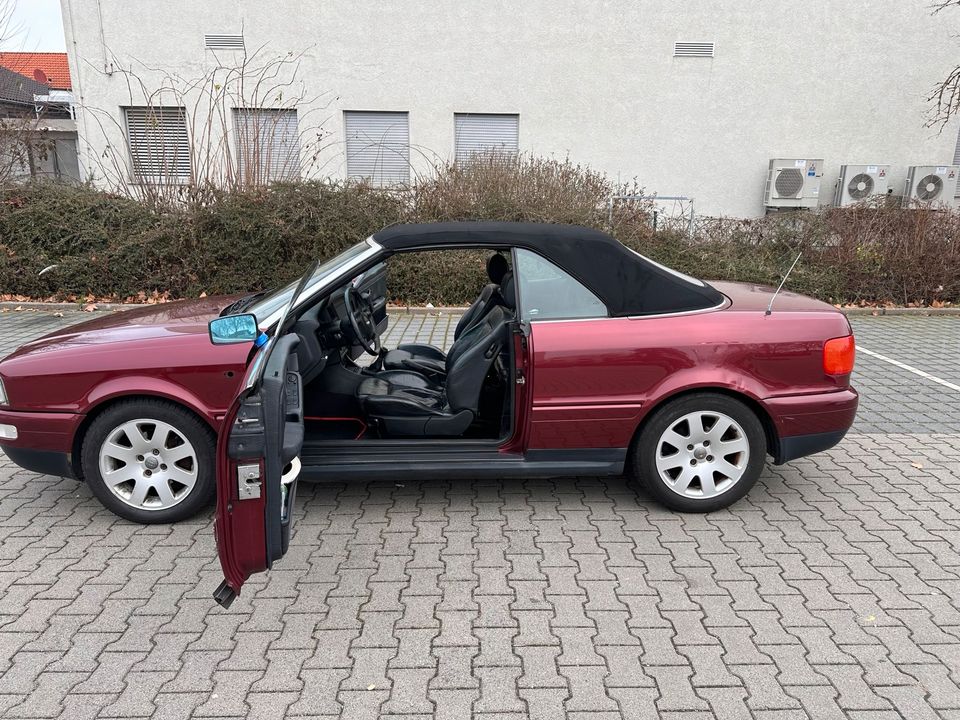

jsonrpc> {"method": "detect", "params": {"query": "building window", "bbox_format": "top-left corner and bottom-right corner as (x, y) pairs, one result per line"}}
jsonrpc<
(344, 111), (410, 187)
(454, 113), (519, 163)
(123, 106), (191, 182)
(233, 108), (300, 185)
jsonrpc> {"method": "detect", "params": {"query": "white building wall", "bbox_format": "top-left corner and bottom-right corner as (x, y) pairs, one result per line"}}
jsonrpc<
(60, 0), (960, 217)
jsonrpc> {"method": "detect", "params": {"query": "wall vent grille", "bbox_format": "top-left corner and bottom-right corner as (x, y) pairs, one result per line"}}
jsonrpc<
(674, 42), (715, 58)
(205, 34), (245, 50)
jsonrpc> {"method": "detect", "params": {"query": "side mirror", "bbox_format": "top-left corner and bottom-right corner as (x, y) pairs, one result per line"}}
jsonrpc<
(209, 313), (259, 345)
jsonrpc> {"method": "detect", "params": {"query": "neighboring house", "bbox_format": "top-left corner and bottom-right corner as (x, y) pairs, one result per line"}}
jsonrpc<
(59, 0), (960, 216)
(0, 53), (79, 182)
(0, 52), (73, 91)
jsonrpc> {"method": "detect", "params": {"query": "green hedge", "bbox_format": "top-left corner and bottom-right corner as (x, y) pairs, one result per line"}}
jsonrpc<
(1, 156), (958, 306)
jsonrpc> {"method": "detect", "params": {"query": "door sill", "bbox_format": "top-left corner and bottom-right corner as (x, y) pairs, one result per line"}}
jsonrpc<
(299, 445), (626, 481)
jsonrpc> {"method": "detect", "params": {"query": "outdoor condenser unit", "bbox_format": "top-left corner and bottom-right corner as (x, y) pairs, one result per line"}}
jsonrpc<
(834, 164), (891, 206)
(764, 158), (823, 210)
(902, 165), (958, 208)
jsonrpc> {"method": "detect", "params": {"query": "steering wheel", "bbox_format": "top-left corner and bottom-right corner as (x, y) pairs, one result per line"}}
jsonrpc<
(343, 285), (381, 356)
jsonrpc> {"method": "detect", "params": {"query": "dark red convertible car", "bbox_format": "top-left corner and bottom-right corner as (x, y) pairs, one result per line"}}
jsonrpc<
(0, 222), (857, 602)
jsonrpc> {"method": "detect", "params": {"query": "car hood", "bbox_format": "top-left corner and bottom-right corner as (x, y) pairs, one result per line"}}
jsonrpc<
(5, 295), (240, 359)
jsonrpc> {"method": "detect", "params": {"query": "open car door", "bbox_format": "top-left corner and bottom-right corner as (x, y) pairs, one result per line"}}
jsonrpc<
(211, 263), (317, 609)
(212, 332), (304, 608)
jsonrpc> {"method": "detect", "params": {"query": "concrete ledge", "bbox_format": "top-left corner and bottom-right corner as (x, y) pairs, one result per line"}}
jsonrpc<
(0, 301), (476, 315)
(2, 301), (959, 317)
(841, 307), (960, 317)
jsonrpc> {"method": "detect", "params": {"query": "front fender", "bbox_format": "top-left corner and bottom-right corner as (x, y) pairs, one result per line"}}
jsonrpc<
(83, 376), (225, 430)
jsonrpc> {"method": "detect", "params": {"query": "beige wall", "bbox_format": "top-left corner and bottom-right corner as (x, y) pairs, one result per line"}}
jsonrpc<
(61, 0), (960, 216)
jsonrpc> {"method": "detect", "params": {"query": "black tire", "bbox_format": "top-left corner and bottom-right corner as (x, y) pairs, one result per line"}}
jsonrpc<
(632, 392), (766, 513)
(80, 399), (216, 524)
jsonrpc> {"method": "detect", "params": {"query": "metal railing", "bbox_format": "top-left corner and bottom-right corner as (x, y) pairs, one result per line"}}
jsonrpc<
(607, 194), (696, 236)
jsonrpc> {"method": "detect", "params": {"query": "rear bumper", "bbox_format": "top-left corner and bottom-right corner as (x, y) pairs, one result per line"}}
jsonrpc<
(0, 407), (82, 478)
(765, 388), (858, 464)
(775, 429), (848, 464)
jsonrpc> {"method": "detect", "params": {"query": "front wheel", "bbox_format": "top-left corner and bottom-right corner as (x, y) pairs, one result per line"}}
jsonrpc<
(80, 399), (216, 523)
(632, 393), (767, 512)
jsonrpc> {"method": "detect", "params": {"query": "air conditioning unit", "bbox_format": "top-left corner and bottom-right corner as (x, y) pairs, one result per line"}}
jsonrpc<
(902, 165), (958, 208)
(764, 158), (823, 210)
(834, 164), (890, 206)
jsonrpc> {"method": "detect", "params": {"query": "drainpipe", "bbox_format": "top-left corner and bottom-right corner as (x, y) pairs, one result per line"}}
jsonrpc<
(95, 0), (113, 74)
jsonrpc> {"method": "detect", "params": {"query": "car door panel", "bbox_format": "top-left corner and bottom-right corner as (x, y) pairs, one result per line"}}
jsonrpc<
(213, 333), (303, 608)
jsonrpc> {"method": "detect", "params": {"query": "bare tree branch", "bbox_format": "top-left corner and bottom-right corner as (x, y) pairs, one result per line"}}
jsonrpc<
(927, 1), (960, 127)
(932, 0), (960, 13)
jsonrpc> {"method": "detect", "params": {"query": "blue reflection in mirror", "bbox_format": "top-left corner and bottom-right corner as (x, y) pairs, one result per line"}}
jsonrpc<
(209, 313), (259, 345)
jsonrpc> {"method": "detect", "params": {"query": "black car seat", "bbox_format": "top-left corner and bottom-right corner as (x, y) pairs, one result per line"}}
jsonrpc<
(374, 269), (516, 392)
(356, 305), (512, 436)
(381, 253), (510, 374)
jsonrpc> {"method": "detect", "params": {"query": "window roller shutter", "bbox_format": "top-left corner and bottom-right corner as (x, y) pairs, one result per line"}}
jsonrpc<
(454, 114), (519, 163)
(344, 111), (410, 187)
(124, 107), (191, 181)
(233, 108), (300, 183)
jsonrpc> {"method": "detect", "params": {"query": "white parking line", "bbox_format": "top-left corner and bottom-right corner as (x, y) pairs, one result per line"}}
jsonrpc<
(857, 345), (960, 393)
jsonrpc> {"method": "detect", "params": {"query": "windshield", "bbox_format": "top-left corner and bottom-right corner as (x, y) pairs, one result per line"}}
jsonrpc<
(247, 240), (373, 324)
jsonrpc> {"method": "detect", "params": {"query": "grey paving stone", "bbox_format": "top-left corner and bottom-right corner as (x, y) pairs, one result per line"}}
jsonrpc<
(1, 310), (960, 718)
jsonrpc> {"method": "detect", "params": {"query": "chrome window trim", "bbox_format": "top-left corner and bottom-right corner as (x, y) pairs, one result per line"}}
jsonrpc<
(526, 296), (729, 324)
(260, 238), (383, 329)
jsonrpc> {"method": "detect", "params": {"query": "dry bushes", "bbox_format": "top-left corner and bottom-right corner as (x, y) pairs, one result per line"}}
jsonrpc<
(1, 158), (958, 307)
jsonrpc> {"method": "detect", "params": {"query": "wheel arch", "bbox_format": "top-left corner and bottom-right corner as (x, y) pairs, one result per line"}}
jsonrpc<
(626, 386), (779, 471)
(71, 393), (218, 482)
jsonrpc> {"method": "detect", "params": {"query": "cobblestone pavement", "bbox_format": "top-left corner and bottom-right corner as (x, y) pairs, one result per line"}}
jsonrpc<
(1, 307), (960, 719)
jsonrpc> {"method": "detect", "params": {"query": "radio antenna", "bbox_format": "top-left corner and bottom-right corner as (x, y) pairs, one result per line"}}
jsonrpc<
(766, 251), (802, 316)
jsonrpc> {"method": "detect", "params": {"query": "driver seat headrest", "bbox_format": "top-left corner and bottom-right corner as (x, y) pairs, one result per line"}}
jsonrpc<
(499, 270), (516, 310)
(486, 253), (509, 285)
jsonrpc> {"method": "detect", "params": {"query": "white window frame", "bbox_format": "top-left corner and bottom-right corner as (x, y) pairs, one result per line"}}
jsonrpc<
(344, 110), (411, 187)
(454, 113), (520, 163)
(123, 106), (191, 184)
(232, 107), (301, 185)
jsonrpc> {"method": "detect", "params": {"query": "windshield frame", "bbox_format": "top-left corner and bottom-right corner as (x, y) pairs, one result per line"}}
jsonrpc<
(247, 238), (382, 329)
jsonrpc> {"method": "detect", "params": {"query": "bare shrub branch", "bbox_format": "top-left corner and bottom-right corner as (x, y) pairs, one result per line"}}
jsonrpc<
(80, 45), (336, 208)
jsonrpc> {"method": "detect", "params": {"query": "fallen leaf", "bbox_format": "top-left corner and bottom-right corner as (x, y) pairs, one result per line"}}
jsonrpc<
(199, 291), (208, 298)
(82, 303), (98, 312)
(14, 305), (22, 311)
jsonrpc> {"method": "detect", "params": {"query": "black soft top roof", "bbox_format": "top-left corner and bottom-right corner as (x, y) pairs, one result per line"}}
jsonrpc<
(372, 221), (724, 317)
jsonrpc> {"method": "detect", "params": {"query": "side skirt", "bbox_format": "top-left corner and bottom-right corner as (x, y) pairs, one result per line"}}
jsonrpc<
(299, 445), (627, 481)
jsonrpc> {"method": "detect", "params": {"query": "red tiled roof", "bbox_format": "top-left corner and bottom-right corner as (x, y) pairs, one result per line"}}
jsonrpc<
(0, 52), (71, 90)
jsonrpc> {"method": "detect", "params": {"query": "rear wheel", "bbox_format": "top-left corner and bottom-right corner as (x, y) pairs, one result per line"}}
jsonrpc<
(632, 393), (766, 512)
(80, 399), (216, 523)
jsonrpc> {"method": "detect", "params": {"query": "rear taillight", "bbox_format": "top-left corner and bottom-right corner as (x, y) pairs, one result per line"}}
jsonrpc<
(823, 335), (855, 375)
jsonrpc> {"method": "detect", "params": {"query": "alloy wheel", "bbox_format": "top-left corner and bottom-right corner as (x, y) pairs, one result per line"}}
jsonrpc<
(97, 418), (198, 511)
(654, 410), (750, 499)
